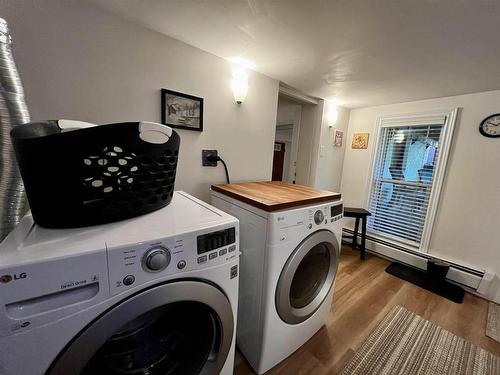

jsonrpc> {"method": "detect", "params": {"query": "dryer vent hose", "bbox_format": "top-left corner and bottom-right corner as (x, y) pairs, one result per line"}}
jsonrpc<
(0, 17), (30, 243)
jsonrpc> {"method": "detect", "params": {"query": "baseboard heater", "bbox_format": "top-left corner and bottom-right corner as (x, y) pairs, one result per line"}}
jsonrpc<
(342, 228), (484, 291)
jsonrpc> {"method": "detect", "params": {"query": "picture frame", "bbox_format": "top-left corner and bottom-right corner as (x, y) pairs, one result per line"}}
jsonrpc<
(334, 129), (344, 147)
(161, 89), (204, 132)
(352, 132), (369, 149)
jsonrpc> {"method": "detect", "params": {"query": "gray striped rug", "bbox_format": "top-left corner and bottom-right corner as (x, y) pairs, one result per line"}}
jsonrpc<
(341, 305), (500, 375)
(487, 303), (500, 343)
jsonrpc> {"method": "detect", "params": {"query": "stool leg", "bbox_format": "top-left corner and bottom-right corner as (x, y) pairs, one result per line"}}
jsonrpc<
(360, 216), (367, 260)
(352, 218), (359, 250)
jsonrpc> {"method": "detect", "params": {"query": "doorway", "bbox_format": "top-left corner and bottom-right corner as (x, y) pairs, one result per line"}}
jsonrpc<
(272, 84), (322, 186)
(272, 142), (286, 181)
(272, 95), (303, 183)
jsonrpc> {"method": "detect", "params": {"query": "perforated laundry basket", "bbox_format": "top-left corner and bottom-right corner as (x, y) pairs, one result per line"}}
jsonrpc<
(10, 120), (180, 228)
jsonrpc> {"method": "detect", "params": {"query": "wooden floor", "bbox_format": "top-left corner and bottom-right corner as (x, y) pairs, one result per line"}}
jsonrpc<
(234, 247), (500, 375)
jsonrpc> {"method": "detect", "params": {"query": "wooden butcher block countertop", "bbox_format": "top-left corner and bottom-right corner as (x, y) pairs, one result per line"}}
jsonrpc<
(211, 181), (341, 212)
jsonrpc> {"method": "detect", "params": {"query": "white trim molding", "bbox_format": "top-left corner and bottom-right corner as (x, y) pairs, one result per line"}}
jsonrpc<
(343, 227), (500, 304)
(279, 82), (319, 105)
(364, 108), (460, 253)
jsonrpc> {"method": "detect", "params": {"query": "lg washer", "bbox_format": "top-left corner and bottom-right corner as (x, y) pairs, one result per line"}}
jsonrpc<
(212, 190), (343, 374)
(0, 192), (239, 375)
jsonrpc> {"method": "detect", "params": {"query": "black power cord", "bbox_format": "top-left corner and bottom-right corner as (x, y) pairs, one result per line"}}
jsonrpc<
(207, 155), (230, 184)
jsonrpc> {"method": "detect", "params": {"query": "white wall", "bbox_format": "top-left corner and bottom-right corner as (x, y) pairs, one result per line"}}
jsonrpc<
(275, 127), (293, 143)
(0, 0), (279, 202)
(276, 98), (301, 126)
(314, 105), (350, 192)
(295, 101), (323, 185)
(341, 90), (500, 289)
(293, 98), (350, 192)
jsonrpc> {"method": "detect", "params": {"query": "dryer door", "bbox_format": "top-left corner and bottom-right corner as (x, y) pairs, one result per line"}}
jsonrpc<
(48, 280), (234, 375)
(276, 230), (340, 324)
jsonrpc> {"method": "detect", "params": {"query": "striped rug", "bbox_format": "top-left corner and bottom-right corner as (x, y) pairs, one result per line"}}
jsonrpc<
(341, 305), (500, 375)
(487, 303), (500, 343)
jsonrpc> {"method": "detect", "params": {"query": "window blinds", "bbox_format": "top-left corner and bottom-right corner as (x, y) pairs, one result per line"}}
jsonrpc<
(368, 120), (445, 246)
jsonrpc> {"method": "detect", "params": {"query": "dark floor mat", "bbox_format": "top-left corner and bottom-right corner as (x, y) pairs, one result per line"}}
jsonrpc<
(386, 262), (465, 303)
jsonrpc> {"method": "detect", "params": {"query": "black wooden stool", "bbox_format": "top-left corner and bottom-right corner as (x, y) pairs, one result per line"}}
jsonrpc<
(343, 208), (371, 260)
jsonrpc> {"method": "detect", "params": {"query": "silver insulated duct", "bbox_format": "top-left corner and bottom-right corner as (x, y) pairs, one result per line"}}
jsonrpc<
(0, 18), (30, 242)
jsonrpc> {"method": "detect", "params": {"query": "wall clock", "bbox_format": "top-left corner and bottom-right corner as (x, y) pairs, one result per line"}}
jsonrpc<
(479, 114), (500, 138)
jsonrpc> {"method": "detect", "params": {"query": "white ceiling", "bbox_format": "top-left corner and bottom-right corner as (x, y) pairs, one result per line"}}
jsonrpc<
(92, 0), (500, 108)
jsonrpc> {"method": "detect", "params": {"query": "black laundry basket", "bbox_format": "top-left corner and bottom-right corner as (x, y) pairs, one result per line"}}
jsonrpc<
(11, 120), (180, 228)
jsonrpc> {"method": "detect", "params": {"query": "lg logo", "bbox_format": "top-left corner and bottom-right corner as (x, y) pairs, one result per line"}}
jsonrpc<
(0, 272), (27, 283)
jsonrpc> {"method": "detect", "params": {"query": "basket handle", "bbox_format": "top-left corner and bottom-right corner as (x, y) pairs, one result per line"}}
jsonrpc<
(139, 121), (173, 144)
(58, 119), (97, 131)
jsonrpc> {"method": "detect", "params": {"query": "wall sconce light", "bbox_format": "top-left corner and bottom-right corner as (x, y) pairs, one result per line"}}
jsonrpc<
(327, 101), (338, 127)
(231, 65), (249, 104)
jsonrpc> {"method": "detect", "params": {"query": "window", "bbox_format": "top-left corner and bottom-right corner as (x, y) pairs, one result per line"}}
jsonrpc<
(367, 110), (457, 251)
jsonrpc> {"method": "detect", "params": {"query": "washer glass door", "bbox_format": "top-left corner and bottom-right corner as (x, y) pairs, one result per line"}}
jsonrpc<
(289, 243), (331, 309)
(48, 280), (234, 375)
(83, 301), (218, 374)
(276, 230), (340, 324)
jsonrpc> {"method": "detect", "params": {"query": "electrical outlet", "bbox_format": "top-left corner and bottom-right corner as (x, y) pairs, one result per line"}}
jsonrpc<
(202, 149), (218, 167)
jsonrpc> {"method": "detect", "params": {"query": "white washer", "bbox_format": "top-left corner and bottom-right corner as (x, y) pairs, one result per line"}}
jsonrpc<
(211, 191), (343, 374)
(0, 191), (239, 375)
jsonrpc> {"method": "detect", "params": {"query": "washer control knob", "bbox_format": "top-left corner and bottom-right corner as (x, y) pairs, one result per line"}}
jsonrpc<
(143, 247), (170, 272)
(314, 210), (324, 225)
(123, 275), (135, 286)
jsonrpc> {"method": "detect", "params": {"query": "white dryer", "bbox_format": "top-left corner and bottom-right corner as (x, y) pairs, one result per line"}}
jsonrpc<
(212, 189), (343, 374)
(0, 192), (239, 375)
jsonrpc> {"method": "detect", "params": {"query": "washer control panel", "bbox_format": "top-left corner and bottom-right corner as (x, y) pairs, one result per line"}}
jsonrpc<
(107, 224), (238, 296)
(310, 202), (344, 226)
(269, 200), (343, 244)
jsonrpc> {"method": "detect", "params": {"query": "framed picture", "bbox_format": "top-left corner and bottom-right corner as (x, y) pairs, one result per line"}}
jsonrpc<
(352, 132), (369, 149)
(161, 89), (203, 132)
(334, 129), (344, 147)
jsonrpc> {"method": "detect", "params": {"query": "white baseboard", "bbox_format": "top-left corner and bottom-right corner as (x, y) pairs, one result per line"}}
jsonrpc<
(364, 236), (482, 288)
(343, 228), (500, 303)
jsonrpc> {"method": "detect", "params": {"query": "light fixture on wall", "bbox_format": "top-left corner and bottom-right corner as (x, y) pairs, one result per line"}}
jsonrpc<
(231, 66), (248, 104)
(229, 57), (254, 105)
(327, 100), (338, 127)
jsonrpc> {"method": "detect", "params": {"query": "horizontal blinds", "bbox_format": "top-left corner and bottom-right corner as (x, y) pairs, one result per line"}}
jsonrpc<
(368, 123), (443, 244)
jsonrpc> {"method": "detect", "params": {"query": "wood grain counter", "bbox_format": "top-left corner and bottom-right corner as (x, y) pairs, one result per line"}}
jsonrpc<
(211, 181), (341, 212)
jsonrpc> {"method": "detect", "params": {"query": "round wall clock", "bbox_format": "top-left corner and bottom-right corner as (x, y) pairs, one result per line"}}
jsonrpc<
(479, 114), (500, 138)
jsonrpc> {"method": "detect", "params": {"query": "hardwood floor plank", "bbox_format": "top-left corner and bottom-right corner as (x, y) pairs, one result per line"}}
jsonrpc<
(234, 247), (500, 375)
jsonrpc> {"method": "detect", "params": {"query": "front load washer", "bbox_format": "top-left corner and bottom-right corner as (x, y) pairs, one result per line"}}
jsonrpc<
(0, 191), (239, 375)
(211, 190), (343, 374)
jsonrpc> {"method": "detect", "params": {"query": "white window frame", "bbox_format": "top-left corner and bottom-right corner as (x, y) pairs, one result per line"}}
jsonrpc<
(364, 108), (459, 253)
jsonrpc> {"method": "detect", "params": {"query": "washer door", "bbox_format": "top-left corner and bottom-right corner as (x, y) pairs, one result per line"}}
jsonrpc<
(48, 280), (234, 375)
(276, 230), (340, 324)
